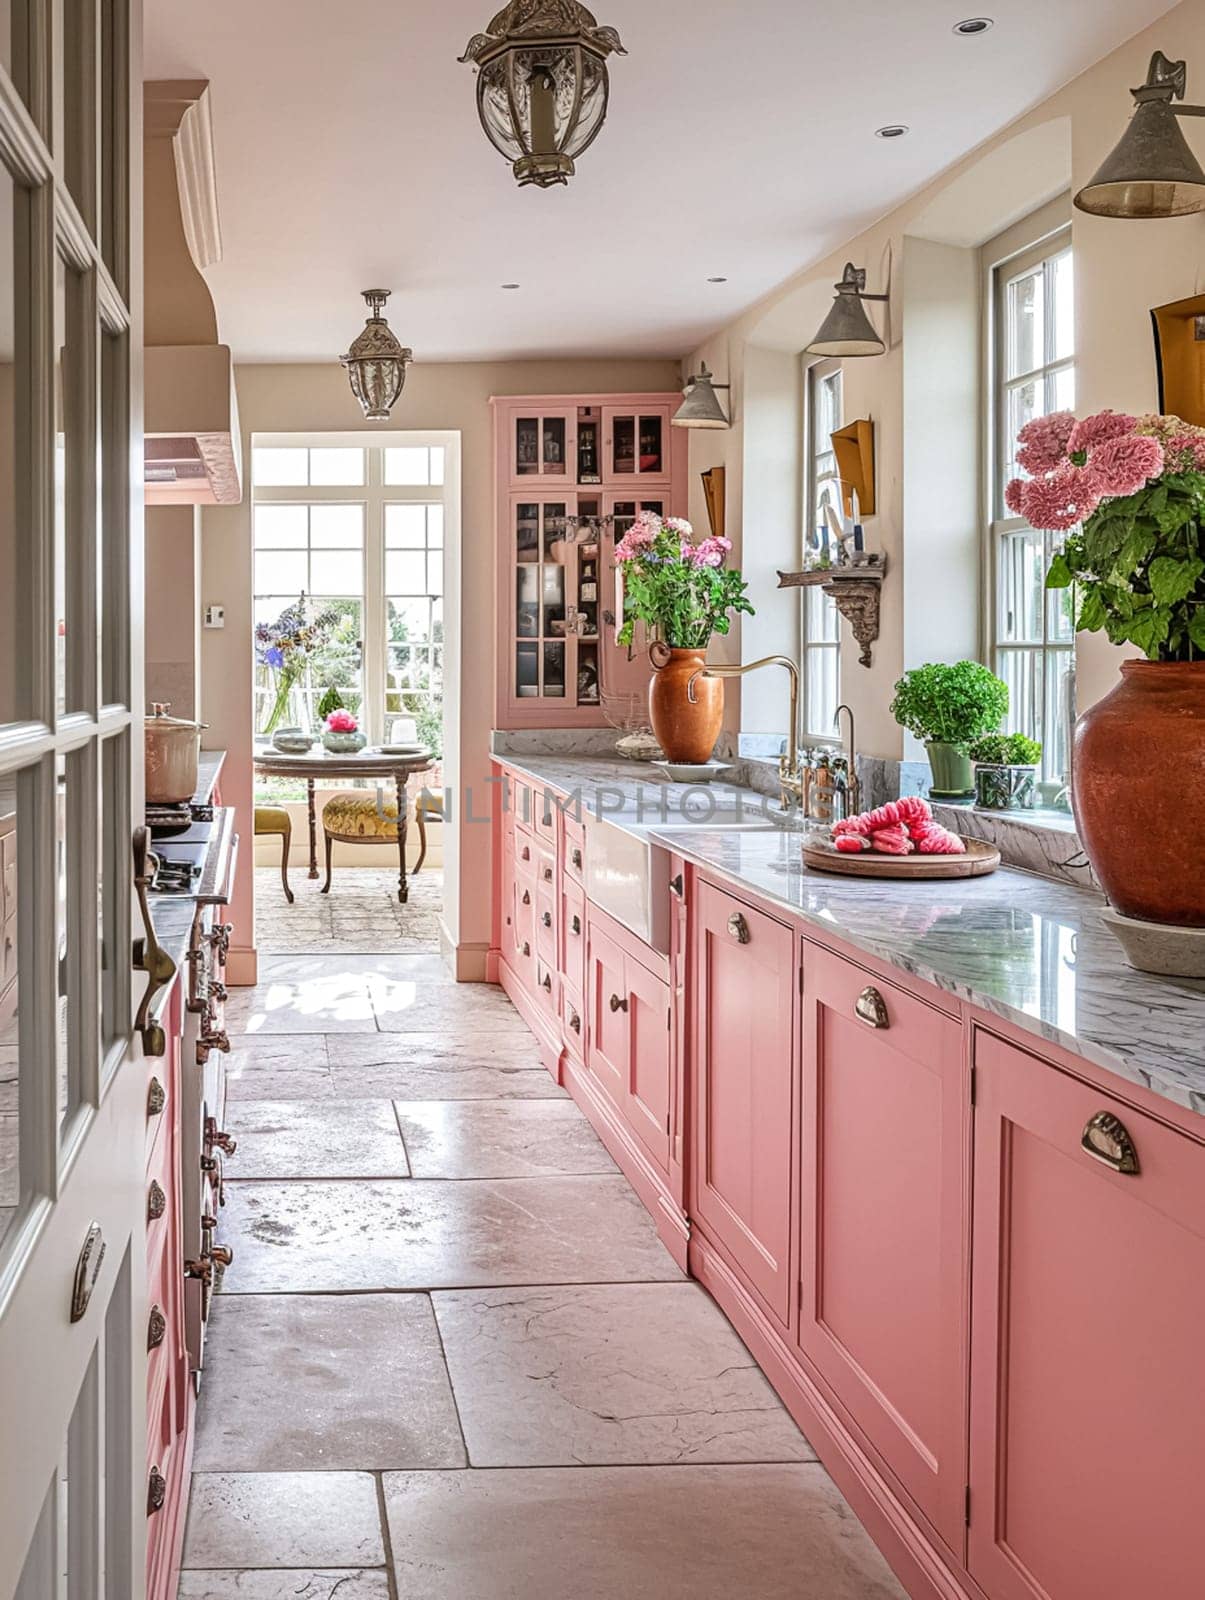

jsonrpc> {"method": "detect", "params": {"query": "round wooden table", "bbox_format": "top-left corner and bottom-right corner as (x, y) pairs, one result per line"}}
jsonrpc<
(253, 747), (433, 903)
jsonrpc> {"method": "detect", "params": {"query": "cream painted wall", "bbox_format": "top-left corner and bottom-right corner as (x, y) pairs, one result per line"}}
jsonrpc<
(145, 505), (201, 718)
(200, 358), (680, 980)
(687, 0), (1205, 759)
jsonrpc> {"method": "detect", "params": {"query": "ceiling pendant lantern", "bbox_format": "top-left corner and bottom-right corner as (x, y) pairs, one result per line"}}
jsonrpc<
(459, 1), (626, 189)
(1075, 51), (1205, 219)
(340, 290), (412, 421)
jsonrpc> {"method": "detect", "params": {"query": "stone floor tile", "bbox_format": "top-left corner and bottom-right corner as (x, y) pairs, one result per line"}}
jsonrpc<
(224, 1035), (336, 1102)
(260, 952), (451, 984)
(183, 1472), (384, 1569)
(368, 975), (528, 1033)
(220, 1176), (684, 1292)
(396, 1100), (615, 1179)
(382, 1465), (905, 1599)
(223, 974), (377, 1034)
(225, 1101), (410, 1179)
(193, 1294), (464, 1471)
(178, 1572), (390, 1599)
(327, 1031), (563, 1102)
(433, 1282), (814, 1466)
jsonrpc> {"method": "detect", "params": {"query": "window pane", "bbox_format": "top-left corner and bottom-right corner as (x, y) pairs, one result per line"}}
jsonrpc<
(427, 504), (444, 546)
(309, 447), (363, 486)
(254, 549), (307, 594)
(805, 585), (839, 644)
(386, 551), (427, 594)
(1043, 648), (1073, 783)
(253, 447), (309, 485)
(997, 648), (1038, 743)
(386, 503), (429, 547)
(1005, 378), (1041, 483)
(997, 531), (1043, 643)
(428, 447), (445, 486)
(1051, 250), (1074, 362)
(309, 504), (364, 549)
(0, 167), (18, 724)
(1006, 268), (1043, 378)
(0, 769), (23, 1252)
(253, 505), (308, 548)
(388, 599), (430, 642)
(1047, 565), (1075, 643)
(309, 550), (361, 595)
(804, 646), (838, 738)
(385, 446), (432, 485)
(1051, 364), (1075, 413)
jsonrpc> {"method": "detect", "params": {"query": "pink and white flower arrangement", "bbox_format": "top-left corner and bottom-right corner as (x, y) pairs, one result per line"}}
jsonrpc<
(1007, 409), (1205, 661)
(612, 511), (753, 650)
(325, 708), (358, 733)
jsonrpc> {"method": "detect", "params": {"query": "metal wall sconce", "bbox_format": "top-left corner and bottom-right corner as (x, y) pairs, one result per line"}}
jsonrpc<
(805, 264), (889, 358)
(459, 1), (626, 189)
(672, 364), (731, 429)
(340, 290), (412, 422)
(1075, 51), (1205, 218)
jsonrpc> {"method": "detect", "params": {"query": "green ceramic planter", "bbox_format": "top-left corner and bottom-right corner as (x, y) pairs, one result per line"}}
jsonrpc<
(925, 740), (974, 798)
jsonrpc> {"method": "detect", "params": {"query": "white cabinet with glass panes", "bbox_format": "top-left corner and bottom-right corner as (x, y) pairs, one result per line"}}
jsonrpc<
(989, 227), (1074, 783)
(252, 435), (457, 752)
(493, 395), (688, 727)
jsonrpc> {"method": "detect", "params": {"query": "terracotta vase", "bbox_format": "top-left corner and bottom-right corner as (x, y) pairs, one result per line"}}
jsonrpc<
(1073, 660), (1205, 926)
(648, 645), (723, 765)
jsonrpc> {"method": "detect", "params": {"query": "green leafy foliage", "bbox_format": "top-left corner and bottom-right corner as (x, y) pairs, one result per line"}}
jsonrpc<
(1046, 470), (1205, 661)
(890, 661), (1009, 747)
(616, 525), (755, 650)
(316, 686), (345, 721)
(968, 732), (1042, 766)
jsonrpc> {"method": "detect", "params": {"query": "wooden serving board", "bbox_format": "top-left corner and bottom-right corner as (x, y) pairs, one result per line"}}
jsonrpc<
(802, 835), (1001, 880)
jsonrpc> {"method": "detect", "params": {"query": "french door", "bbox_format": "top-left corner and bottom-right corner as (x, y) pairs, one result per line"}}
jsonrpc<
(0, 3), (145, 1597)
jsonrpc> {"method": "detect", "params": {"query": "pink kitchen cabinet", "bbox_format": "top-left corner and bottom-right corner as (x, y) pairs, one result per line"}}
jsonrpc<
(585, 910), (672, 1175)
(968, 1030), (1205, 1600)
(799, 944), (967, 1554)
(690, 879), (797, 1329)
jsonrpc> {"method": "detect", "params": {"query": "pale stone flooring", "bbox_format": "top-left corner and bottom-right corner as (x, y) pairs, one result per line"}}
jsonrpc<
(254, 865), (443, 953)
(180, 928), (905, 1596)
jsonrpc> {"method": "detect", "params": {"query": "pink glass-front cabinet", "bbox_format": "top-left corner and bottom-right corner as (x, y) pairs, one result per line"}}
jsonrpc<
(493, 394), (689, 728)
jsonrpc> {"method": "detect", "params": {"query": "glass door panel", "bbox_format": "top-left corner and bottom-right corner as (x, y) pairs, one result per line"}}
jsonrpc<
(510, 495), (584, 707)
(603, 406), (671, 483)
(512, 411), (574, 481)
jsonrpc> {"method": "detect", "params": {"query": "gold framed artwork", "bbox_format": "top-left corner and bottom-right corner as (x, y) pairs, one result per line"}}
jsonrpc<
(831, 418), (875, 517)
(701, 466), (726, 539)
(1152, 292), (1205, 426)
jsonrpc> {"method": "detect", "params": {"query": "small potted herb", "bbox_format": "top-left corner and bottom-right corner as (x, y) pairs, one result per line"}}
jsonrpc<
(968, 733), (1042, 810)
(890, 661), (1010, 797)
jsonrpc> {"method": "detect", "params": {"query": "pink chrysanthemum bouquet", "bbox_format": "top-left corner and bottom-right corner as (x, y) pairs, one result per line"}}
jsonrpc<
(1006, 410), (1205, 661)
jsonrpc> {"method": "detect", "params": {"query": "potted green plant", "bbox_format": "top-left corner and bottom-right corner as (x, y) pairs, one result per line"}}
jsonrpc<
(968, 733), (1042, 810)
(889, 661), (1010, 797)
(614, 511), (754, 763)
(1008, 408), (1205, 937)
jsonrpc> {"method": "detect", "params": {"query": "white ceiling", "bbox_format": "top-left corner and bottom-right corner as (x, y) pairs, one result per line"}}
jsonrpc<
(143, 0), (1177, 365)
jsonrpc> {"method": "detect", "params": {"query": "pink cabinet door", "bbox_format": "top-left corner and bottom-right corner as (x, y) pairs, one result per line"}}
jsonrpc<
(799, 947), (966, 1551)
(513, 864), (536, 986)
(969, 1032), (1205, 1600)
(599, 494), (663, 705)
(625, 957), (671, 1172)
(691, 880), (796, 1326)
(586, 917), (628, 1113)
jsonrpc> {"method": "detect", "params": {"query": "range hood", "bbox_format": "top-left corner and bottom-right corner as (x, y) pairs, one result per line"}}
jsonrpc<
(144, 82), (242, 507)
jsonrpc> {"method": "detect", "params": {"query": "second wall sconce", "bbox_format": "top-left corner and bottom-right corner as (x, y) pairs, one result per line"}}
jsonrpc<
(673, 363), (731, 429)
(1075, 51), (1205, 219)
(805, 263), (889, 358)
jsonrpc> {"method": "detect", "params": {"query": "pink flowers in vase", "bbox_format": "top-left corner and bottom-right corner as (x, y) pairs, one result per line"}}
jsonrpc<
(1004, 409), (1202, 532)
(325, 708), (358, 733)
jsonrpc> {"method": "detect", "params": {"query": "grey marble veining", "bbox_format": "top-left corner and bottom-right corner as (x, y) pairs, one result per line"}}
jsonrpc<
(495, 751), (1205, 1118)
(930, 803), (1099, 893)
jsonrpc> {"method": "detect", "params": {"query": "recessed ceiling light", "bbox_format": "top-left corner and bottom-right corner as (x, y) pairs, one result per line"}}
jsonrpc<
(707, 276), (728, 284)
(501, 282), (521, 290)
(875, 124), (909, 139)
(953, 16), (993, 34)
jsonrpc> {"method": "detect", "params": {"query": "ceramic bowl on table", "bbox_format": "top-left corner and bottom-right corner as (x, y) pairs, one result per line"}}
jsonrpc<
(271, 727), (314, 755)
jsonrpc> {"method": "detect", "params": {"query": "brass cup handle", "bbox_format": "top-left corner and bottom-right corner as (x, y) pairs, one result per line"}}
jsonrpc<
(541, 974), (552, 993)
(520, 845), (531, 862)
(1081, 1110), (1140, 1174)
(569, 1011), (581, 1034)
(670, 873), (684, 898)
(543, 866), (553, 882)
(147, 1077), (166, 1118)
(571, 914), (581, 935)
(727, 913), (750, 944)
(855, 987), (890, 1029)
(147, 1468), (167, 1516)
(147, 1181), (167, 1222)
(571, 848), (583, 869)
(209, 1244), (234, 1268)
(522, 941), (531, 957)
(609, 993), (628, 1013)
(541, 911), (553, 928)
(521, 890), (531, 906)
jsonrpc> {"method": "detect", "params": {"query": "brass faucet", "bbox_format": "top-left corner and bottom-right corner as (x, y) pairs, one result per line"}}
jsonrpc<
(687, 655), (804, 811)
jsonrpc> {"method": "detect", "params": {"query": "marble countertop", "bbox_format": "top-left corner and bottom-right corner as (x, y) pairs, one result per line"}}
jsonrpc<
(495, 751), (1205, 1118)
(196, 749), (226, 806)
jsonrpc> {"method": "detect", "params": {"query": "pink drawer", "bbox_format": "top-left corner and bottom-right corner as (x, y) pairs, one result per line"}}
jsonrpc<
(561, 982), (585, 1061)
(563, 816), (585, 884)
(536, 882), (557, 967)
(536, 846), (555, 892)
(561, 876), (586, 996)
(513, 825), (536, 871)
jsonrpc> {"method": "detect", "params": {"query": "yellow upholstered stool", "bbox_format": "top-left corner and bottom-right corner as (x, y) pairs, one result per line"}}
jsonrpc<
(254, 806), (294, 904)
(321, 791), (406, 894)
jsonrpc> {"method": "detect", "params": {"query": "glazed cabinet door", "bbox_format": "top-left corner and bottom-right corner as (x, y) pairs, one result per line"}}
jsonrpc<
(511, 408), (576, 483)
(799, 948), (967, 1552)
(968, 1033), (1205, 1600)
(511, 495), (575, 712)
(600, 495), (662, 706)
(602, 403), (671, 483)
(691, 881), (797, 1326)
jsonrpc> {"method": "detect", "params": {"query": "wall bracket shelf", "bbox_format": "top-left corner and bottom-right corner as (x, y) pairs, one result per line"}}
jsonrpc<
(777, 557), (887, 668)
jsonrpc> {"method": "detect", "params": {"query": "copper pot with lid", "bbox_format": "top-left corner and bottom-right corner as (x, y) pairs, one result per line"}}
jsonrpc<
(145, 703), (208, 805)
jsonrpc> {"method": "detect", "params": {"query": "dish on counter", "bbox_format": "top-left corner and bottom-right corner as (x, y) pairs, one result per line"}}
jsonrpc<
(652, 760), (731, 785)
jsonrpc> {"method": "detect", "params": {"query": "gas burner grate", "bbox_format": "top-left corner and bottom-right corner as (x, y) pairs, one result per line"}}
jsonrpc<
(146, 801), (214, 838)
(151, 859), (203, 895)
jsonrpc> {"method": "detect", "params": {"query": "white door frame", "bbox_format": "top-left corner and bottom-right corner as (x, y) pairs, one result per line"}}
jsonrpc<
(0, 2), (145, 1595)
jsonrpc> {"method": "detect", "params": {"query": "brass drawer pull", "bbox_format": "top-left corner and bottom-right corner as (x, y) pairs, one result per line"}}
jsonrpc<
(569, 1011), (581, 1034)
(571, 847), (583, 869)
(571, 914), (581, 935)
(541, 911), (553, 929)
(520, 844), (531, 862)
(670, 872), (684, 898)
(521, 941), (531, 958)
(543, 865), (553, 882)
(542, 974), (553, 994)
(1081, 1111), (1140, 1175)
(147, 1180), (167, 1222)
(147, 1304), (167, 1351)
(855, 987), (889, 1029)
(147, 1468), (167, 1515)
(146, 1076), (166, 1117)
(727, 912), (750, 944)
(609, 993), (629, 1013)
(521, 889), (531, 906)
